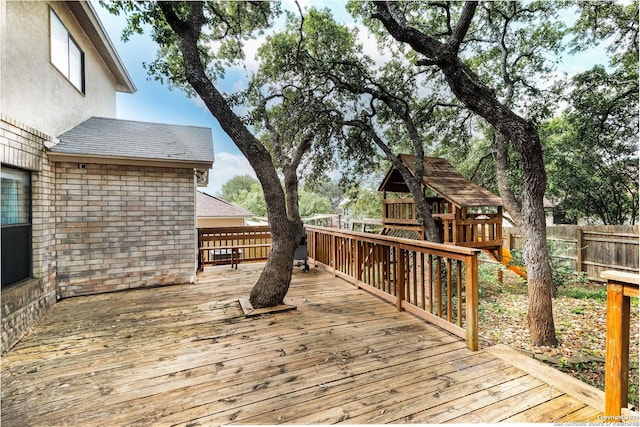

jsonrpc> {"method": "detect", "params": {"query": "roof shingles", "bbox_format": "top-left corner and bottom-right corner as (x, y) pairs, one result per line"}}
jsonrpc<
(380, 154), (503, 208)
(196, 191), (253, 218)
(51, 117), (214, 165)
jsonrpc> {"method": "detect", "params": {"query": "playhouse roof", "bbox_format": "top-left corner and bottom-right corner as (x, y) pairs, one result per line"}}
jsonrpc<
(378, 154), (503, 208)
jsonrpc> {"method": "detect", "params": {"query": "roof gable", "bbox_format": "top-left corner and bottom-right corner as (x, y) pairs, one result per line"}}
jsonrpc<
(196, 191), (253, 218)
(50, 117), (214, 167)
(379, 154), (503, 208)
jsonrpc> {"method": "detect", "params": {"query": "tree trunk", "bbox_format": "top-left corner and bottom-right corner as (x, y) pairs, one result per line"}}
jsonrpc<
(249, 232), (297, 307)
(494, 133), (523, 230)
(520, 136), (558, 346)
(249, 160), (305, 308)
(160, 2), (299, 308)
(372, 1), (558, 346)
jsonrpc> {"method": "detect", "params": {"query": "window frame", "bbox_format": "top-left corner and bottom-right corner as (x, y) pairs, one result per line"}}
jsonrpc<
(49, 7), (85, 94)
(1, 166), (33, 288)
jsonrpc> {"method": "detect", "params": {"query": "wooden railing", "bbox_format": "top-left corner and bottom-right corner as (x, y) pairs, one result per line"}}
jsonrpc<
(303, 214), (345, 229)
(306, 225), (480, 351)
(382, 198), (502, 248)
(439, 212), (502, 248)
(601, 270), (639, 418)
(198, 226), (271, 270)
(382, 198), (420, 225)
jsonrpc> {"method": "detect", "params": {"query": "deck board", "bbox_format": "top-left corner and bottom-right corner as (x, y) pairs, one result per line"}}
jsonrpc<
(1, 263), (606, 425)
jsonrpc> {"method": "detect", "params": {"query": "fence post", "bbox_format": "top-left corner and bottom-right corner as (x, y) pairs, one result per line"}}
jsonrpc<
(465, 253), (479, 351)
(576, 228), (584, 272)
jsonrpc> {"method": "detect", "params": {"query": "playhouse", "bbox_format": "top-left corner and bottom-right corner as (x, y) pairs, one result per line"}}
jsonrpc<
(378, 154), (507, 263)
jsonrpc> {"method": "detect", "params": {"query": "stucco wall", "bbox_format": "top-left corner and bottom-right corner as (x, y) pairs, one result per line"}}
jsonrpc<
(1, 1), (119, 137)
(1, 116), (58, 353)
(55, 162), (197, 297)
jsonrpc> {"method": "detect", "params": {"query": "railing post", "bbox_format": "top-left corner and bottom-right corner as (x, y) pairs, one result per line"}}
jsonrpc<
(605, 282), (629, 417)
(602, 270), (638, 418)
(355, 238), (361, 288)
(396, 246), (405, 312)
(465, 253), (479, 351)
(332, 234), (337, 276)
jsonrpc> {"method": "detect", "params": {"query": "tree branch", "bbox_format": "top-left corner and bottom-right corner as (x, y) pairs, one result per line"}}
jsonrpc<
(447, 1), (478, 53)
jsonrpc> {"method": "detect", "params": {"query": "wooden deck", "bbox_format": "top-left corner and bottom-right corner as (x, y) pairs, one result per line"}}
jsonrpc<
(2, 263), (609, 425)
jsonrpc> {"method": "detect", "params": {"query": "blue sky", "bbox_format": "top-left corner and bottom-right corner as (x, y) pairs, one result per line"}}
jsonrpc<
(93, 1), (356, 197)
(93, 2), (609, 197)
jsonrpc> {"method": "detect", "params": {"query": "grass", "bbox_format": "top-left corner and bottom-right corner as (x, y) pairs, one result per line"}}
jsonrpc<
(558, 286), (607, 301)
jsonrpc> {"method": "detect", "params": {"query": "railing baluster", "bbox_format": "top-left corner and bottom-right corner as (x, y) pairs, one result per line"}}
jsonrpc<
(420, 253), (426, 310)
(446, 258), (452, 323)
(456, 260), (463, 327)
(436, 258), (442, 317)
(428, 254), (434, 314)
(396, 247), (405, 312)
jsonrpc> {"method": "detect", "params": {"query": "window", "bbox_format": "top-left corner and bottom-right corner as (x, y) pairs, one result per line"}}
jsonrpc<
(1, 167), (32, 287)
(50, 8), (85, 93)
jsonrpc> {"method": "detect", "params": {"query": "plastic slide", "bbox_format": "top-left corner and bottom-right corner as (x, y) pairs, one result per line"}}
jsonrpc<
(483, 247), (527, 279)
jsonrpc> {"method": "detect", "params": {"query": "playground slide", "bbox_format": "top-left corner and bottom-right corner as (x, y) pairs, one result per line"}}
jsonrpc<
(482, 248), (527, 279)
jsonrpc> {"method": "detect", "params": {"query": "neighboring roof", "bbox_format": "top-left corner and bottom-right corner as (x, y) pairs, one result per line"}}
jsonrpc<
(378, 154), (503, 208)
(67, 1), (136, 93)
(196, 191), (253, 218)
(49, 117), (214, 168)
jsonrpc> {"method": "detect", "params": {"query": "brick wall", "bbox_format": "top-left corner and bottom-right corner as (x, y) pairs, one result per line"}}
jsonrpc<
(1, 115), (57, 353)
(55, 162), (196, 297)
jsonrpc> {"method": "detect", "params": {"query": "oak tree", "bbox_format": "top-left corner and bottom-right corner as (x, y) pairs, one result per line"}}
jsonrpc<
(107, 1), (316, 308)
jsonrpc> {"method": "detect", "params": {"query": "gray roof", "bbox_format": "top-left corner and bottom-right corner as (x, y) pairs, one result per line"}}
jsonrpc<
(51, 117), (214, 165)
(197, 191), (253, 218)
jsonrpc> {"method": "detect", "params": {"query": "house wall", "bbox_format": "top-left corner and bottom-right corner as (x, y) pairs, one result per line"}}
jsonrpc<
(1, 116), (58, 353)
(197, 217), (247, 228)
(54, 162), (196, 297)
(1, 1), (118, 137)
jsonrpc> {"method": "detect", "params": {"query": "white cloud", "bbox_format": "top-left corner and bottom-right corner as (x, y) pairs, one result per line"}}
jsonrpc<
(202, 152), (256, 196)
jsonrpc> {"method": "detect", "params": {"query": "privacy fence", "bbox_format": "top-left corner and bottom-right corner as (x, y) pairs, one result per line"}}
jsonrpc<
(503, 225), (639, 281)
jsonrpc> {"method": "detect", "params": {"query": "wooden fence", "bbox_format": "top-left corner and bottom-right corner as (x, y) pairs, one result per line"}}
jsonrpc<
(306, 225), (481, 351)
(504, 225), (639, 281)
(198, 226), (271, 270)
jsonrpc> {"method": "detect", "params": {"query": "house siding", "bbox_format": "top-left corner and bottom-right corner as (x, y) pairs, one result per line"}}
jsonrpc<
(55, 162), (196, 297)
(1, 116), (58, 353)
(1, 1), (119, 137)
